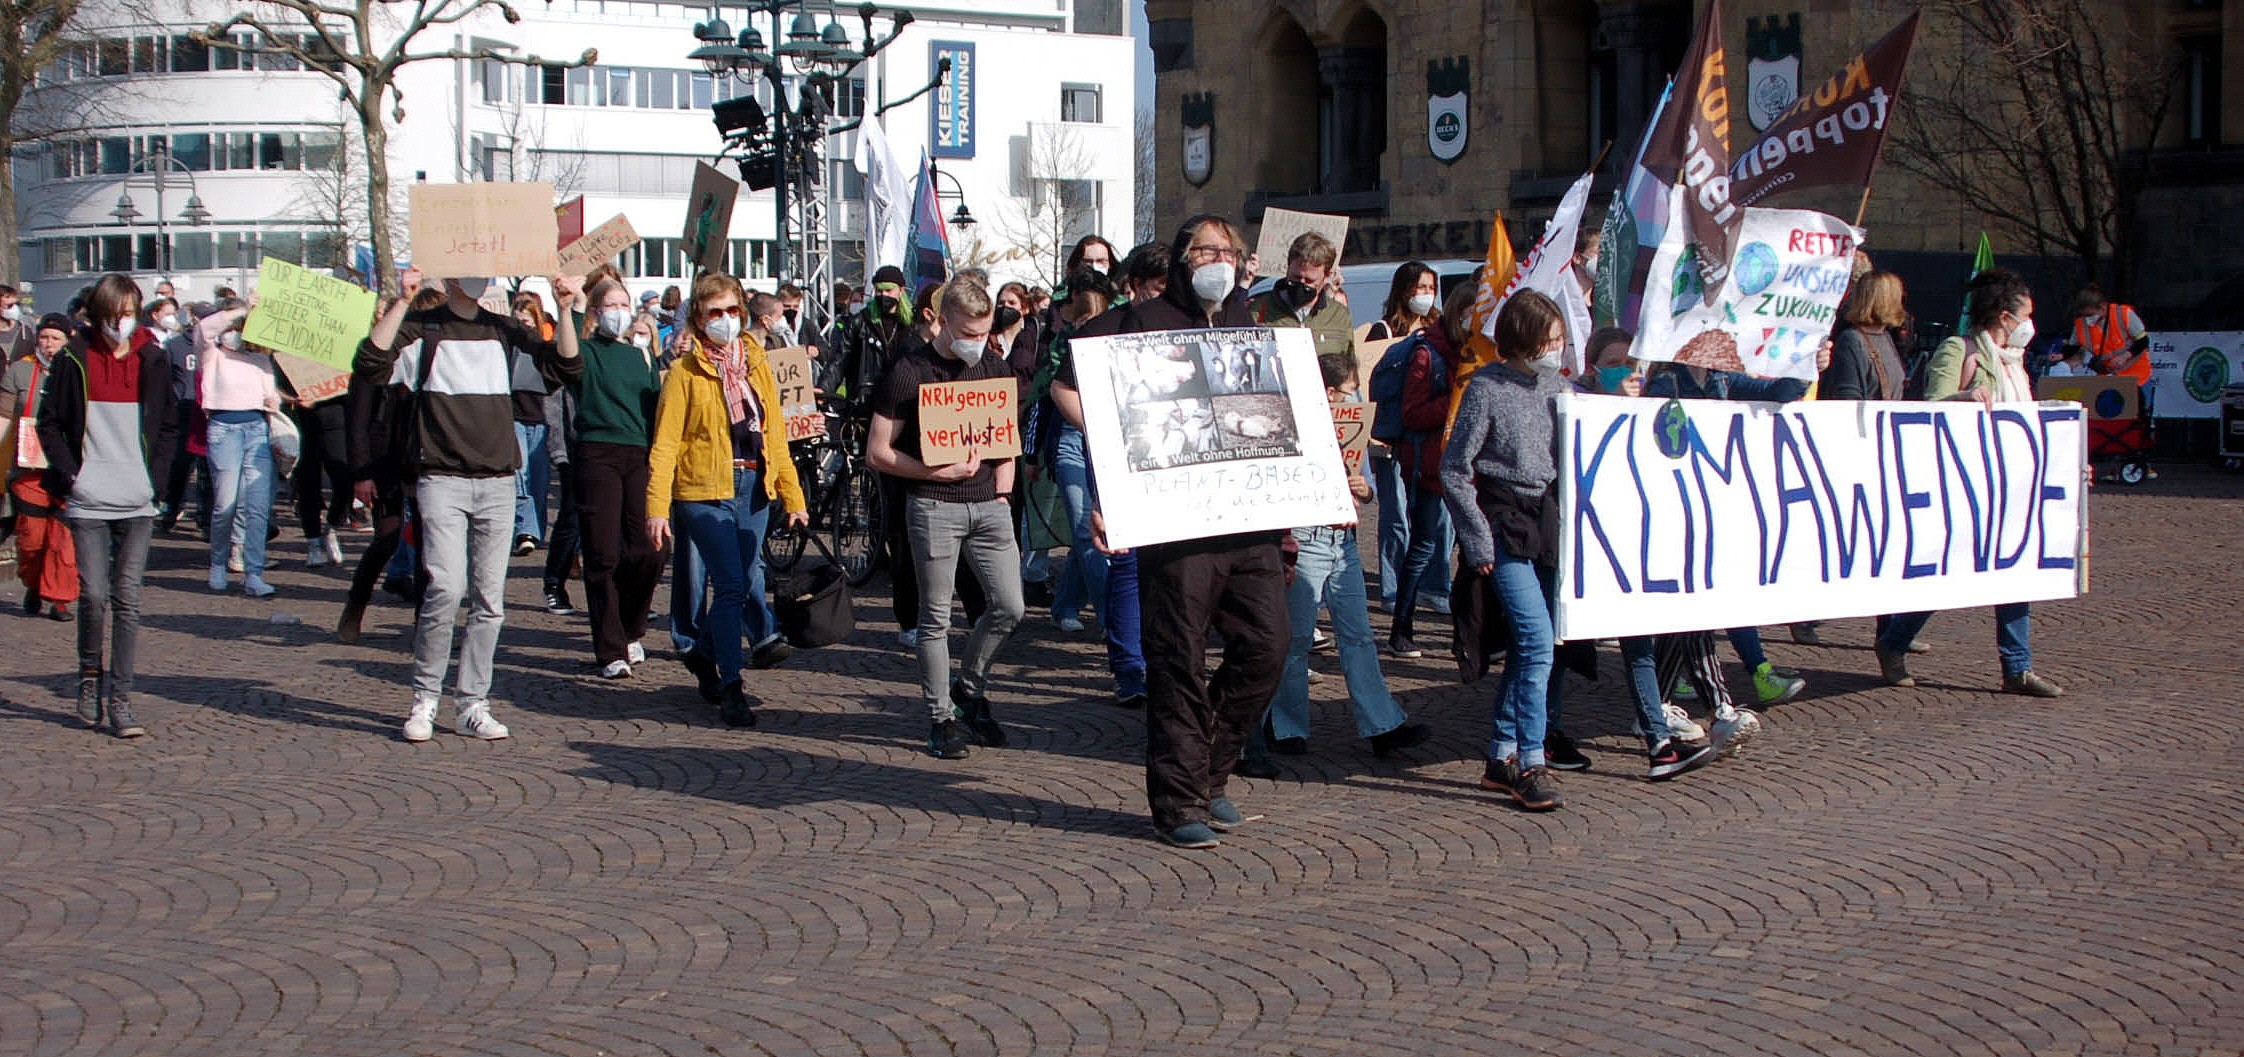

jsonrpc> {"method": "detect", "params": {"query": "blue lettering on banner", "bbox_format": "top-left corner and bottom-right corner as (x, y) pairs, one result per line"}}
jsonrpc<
(931, 41), (976, 159)
(1561, 397), (2087, 625)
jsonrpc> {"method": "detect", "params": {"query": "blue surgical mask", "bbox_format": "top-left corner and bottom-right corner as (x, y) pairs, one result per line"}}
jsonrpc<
(1596, 365), (1634, 393)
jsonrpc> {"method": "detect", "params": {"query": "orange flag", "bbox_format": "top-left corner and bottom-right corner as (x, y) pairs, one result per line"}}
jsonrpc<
(1448, 213), (1515, 431)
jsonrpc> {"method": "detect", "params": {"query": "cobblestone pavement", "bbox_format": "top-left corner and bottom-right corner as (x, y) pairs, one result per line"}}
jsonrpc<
(2, 471), (2240, 1057)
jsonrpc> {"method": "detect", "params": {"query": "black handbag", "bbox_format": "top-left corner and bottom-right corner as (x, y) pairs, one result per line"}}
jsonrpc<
(775, 532), (856, 647)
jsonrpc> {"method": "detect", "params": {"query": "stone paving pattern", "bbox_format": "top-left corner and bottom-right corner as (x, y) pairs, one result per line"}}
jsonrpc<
(1, 473), (2240, 1056)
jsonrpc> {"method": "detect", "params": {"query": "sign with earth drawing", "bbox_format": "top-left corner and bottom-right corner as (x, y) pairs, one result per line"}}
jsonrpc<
(1633, 200), (1862, 382)
(2146, 331), (2244, 419)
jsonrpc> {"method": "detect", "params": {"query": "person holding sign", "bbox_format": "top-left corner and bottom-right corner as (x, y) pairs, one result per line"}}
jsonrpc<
(194, 298), (283, 598)
(356, 267), (583, 744)
(644, 272), (808, 727)
(865, 278), (1026, 761)
(568, 278), (665, 679)
(1249, 232), (1354, 363)
(1439, 291), (1572, 811)
(2, 314), (78, 621)
(1876, 268), (2064, 699)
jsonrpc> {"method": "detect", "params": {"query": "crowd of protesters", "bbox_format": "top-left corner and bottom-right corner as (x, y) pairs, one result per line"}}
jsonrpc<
(0, 210), (2106, 848)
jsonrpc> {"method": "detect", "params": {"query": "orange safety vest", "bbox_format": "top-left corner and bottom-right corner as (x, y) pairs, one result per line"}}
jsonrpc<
(2073, 305), (2150, 385)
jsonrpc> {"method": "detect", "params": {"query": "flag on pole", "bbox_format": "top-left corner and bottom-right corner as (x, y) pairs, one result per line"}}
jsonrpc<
(1594, 80), (1678, 331)
(1958, 230), (1994, 332)
(1630, 0), (1739, 304)
(1729, 10), (1923, 210)
(1488, 171), (1598, 375)
(905, 151), (952, 298)
(1446, 213), (1517, 430)
(854, 117), (913, 291)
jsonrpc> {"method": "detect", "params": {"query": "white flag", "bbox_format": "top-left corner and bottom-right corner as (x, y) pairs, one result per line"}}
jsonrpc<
(855, 117), (913, 289)
(1490, 171), (1597, 374)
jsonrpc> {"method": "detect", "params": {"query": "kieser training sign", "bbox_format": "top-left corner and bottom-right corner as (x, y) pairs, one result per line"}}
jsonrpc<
(1071, 328), (1355, 550)
(1554, 393), (2088, 640)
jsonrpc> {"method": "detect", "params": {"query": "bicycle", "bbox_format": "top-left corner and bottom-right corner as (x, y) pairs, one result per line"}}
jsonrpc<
(763, 406), (883, 588)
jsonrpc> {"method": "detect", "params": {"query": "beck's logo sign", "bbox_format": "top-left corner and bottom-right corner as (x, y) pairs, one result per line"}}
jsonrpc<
(1746, 14), (1804, 133)
(1181, 92), (1215, 187)
(1427, 57), (1469, 164)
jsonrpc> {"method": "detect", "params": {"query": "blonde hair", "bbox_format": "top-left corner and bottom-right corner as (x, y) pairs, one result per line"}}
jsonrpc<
(1840, 271), (1907, 330)
(937, 276), (994, 323)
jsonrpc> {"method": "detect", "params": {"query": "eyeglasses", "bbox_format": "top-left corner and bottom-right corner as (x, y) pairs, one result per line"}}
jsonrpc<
(702, 305), (743, 320)
(1187, 245), (1242, 262)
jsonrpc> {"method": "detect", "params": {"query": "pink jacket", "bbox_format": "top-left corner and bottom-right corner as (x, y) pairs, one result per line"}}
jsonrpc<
(196, 308), (278, 412)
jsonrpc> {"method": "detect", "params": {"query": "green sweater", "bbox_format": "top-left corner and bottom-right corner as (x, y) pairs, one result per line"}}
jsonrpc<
(571, 315), (663, 447)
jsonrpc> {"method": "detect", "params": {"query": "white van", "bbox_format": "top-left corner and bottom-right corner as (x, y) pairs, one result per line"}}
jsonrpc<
(1246, 258), (1482, 330)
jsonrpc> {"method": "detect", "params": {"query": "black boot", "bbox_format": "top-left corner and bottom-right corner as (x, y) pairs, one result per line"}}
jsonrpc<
(720, 681), (757, 728)
(76, 666), (103, 728)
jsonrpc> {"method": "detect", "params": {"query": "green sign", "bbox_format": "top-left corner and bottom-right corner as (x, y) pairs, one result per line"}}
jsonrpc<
(241, 257), (377, 371)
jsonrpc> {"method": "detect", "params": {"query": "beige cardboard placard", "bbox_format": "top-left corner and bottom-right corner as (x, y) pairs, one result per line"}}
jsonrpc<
(918, 377), (1021, 466)
(1329, 397), (1369, 477)
(2035, 375), (2139, 421)
(558, 213), (641, 277)
(683, 163), (740, 274)
(1254, 207), (1349, 278)
(1354, 328), (1401, 398)
(767, 345), (824, 442)
(409, 181), (560, 278)
(241, 257), (376, 371)
(275, 353), (352, 406)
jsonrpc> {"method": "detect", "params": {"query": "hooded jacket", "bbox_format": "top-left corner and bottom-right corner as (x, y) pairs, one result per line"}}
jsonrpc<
(35, 323), (177, 512)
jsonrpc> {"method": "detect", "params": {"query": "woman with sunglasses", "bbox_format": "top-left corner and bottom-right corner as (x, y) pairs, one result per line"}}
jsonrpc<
(646, 272), (809, 727)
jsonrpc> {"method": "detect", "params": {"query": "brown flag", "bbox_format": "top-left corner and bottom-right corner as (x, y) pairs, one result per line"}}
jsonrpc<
(1730, 9), (1923, 209)
(1635, 0), (1740, 301)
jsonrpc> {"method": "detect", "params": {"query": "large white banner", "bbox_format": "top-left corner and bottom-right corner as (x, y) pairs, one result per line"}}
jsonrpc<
(1555, 393), (2089, 640)
(2146, 331), (2244, 419)
(1636, 195), (1862, 383)
(1072, 327), (1355, 550)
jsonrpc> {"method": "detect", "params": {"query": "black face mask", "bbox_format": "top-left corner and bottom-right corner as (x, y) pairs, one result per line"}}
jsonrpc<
(783, 308), (799, 328)
(873, 294), (899, 317)
(1272, 278), (1318, 315)
(994, 305), (1022, 333)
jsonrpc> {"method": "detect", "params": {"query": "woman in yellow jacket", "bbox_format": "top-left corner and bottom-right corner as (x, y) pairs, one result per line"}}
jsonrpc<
(646, 272), (807, 726)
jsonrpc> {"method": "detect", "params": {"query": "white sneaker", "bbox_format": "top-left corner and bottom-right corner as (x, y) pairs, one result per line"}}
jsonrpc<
(601, 660), (632, 679)
(227, 543), (245, 575)
(305, 538), (328, 568)
(402, 695), (439, 742)
(455, 701), (511, 740)
(1054, 615), (1086, 632)
(1663, 702), (1707, 742)
(1710, 709), (1762, 754)
(322, 530), (344, 565)
(897, 628), (920, 648)
(626, 642), (646, 665)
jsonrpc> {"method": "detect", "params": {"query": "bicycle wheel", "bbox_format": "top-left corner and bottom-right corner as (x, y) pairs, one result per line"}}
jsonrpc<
(763, 521), (808, 572)
(830, 466), (882, 588)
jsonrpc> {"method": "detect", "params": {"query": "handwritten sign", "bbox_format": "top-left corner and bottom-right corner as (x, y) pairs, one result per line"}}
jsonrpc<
(1555, 393), (2088, 640)
(408, 181), (559, 278)
(274, 354), (352, 406)
(1254, 207), (1349, 278)
(918, 377), (1020, 466)
(1352, 323), (1399, 398)
(683, 163), (739, 274)
(240, 258), (377, 372)
(1330, 398), (1369, 476)
(1634, 202), (1861, 382)
(557, 213), (640, 277)
(768, 345), (823, 442)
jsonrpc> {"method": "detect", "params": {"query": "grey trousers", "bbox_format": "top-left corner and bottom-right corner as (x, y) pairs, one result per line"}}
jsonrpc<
(68, 515), (154, 703)
(412, 475), (515, 704)
(906, 495), (1026, 720)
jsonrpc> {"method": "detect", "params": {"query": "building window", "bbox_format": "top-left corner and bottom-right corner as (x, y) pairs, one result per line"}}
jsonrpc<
(173, 233), (214, 271)
(172, 132), (212, 171)
(171, 35), (209, 72)
(1060, 83), (1102, 123)
(539, 64), (566, 104)
(2182, 35), (2222, 146)
(610, 67), (636, 107)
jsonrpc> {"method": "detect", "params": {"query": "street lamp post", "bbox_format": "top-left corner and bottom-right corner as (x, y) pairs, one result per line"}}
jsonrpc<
(111, 142), (213, 283)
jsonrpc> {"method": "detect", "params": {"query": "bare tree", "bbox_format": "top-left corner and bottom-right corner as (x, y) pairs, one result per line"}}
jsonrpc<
(0, 0), (90, 285)
(284, 109), (407, 274)
(992, 122), (1102, 284)
(1133, 107), (1155, 244)
(1888, 0), (2179, 297)
(486, 93), (586, 200)
(191, 0), (596, 295)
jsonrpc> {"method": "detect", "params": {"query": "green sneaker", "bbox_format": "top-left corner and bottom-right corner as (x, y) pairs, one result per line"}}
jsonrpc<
(1752, 662), (1805, 706)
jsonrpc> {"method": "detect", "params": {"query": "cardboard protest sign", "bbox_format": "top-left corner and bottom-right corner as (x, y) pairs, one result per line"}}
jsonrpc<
(684, 163), (740, 274)
(1254, 208), (1348, 278)
(1352, 323), (1399, 397)
(241, 257), (377, 372)
(1070, 327), (1355, 549)
(1330, 398), (1369, 477)
(918, 377), (1020, 466)
(274, 354), (352, 406)
(1634, 201), (1862, 382)
(2035, 375), (2138, 422)
(767, 345), (824, 442)
(556, 195), (585, 248)
(557, 214), (640, 277)
(1554, 392), (2088, 640)
(408, 181), (560, 278)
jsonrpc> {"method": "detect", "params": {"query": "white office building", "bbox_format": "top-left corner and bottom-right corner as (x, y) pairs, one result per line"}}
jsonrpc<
(12, 0), (1136, 303)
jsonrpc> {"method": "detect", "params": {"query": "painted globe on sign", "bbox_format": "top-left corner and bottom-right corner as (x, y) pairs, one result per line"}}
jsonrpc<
(1734, 242), (1780, 296)
(1654, 398), (1692, 460)
(2185, 346), (2229, 404)
(1669, 257), (1705, 317)
(2094, 389), (2128, 419)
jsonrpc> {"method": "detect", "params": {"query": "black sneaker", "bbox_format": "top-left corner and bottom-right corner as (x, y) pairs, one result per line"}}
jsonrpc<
(22, 590), (40, 616)
(927, 719), (972, 760)
(951, 677), (1007, 748)
(1544, 729), (1592, 772)
(514, 534), (538, 556)
(76, 666), (103, 728)
(1479, 756), (1515, 796)
(719, 682), (757, 727)
(1233, 756), (1280, 780)
(543, 589), (577, 616)
(1512, 764), (1562, 810)
(680, 650), (723, 704)
(1113, 690), (1148, 709)
(750, 635), (794, 670)
(1368, 721), (1431, 758)
(1646, 737), (1715, 781)
(1310, 628), (1335, 653)
(1387, 634), (1424, 659)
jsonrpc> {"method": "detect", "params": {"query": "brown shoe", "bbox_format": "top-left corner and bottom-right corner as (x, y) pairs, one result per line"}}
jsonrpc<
(335, 602), (365, 645)
(1874, 647), (1916, 687)
(2003, 670), (2063, 698)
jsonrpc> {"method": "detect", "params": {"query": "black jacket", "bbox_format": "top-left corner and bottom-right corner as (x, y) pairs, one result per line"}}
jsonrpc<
(823, 304), (912, 412)
(36, 325), (178, 504)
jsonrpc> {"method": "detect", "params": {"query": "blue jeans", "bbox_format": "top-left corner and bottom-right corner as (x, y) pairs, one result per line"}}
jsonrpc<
(1728, 626), (1766, 669)
(1267, 527), (1409, 741)
(1486, 540), (1564, 770)
(1050, 426), (1109, 623)
(673, 468), (776, 683)
(1620, 636), (1673, 745)
(1388, 481), (1452, 636)
(514, 421), (550, 543)
(668, 531), (705, 654)
(206, 412), (273, 589)
(1880, 604), (2032, 678)
(1105, 549), (1144, 696)
(1372, 451), (1452, 608)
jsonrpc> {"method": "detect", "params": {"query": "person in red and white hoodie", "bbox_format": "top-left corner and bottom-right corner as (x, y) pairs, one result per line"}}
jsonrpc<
(35, 274), (178, 739)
